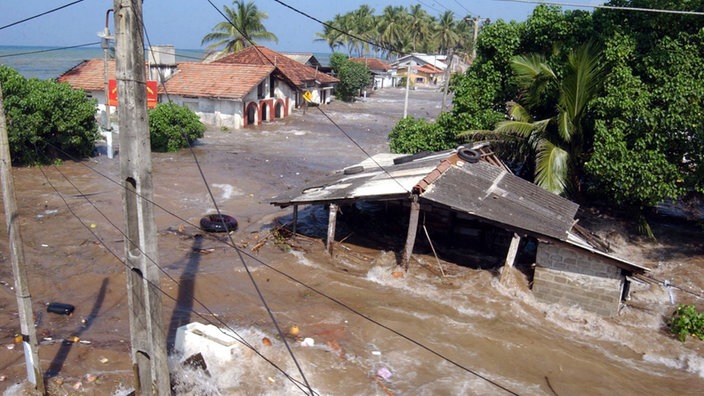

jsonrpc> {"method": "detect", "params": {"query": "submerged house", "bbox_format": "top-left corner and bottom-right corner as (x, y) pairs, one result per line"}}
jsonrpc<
(349, 57), (394, 89)
(270, 146), (649, 316)
(159, 62), (282, 129)
(213, 45), (338, 107)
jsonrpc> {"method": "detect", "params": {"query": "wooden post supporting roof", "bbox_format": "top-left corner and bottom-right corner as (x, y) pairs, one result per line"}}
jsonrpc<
(114, 1), (171, 394)
(326, 203), (338, 256)
(500, 233), (521, 286)
(402, 195), (421, 269)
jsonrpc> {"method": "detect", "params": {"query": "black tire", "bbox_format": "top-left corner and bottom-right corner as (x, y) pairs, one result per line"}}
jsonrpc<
(200, 214), (238, 232)
(343, 165), (364, 175)
(393, 150), (433, 165)
(457, 148), (481, 163)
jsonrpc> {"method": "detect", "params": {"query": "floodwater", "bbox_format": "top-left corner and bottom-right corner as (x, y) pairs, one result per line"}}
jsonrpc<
(1, 88), (703, 395)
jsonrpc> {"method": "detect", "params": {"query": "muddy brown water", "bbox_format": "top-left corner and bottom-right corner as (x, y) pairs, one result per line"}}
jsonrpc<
(1, 88), (703, 395)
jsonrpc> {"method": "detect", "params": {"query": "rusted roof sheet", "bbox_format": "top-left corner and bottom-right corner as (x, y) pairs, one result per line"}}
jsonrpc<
(270, 150), (579, 241)
(214, 46), (338, 87)
(160, 62), (274, 99)
(57, 59), (114, 91)
(420, 158), (578, 240)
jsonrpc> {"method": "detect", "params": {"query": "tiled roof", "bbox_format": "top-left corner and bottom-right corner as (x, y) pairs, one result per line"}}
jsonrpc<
(417, 64), (443, 74)
(57, 59), (113, 91)
(349, 57), (392, 71)
(214, 46), (338, 87)
(161, 62), (275, 99)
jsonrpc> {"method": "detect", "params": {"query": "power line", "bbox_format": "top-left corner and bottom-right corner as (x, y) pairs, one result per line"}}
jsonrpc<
(0, 42), (101, 59)
(494, 0), (704, 16)
(0, 0), (86, 31)
(38, 161), (316, 395)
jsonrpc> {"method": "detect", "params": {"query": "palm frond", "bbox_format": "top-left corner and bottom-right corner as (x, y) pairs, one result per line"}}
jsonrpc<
(534, 139), (569, 195)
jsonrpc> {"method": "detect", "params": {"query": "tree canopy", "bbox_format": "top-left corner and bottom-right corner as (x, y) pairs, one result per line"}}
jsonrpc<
(315, 4), (481, 59)
(388, 1), (704, 223)
(0, 66), (99, 165)
(202, 0), (278, 59)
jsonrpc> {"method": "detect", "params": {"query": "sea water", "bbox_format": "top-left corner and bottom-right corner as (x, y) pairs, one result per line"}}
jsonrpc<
(0, 45), (206, 80)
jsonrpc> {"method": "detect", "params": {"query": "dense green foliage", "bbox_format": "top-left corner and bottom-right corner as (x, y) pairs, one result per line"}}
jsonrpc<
(316, 4), (484, 58)
(329, 53), (372, 102)
(389, 116), (456, 153)
(669, 304), (704, 342)
(0, 66), (99, 165)
(202, 0), (277, 58)
(388, 1), (704, 223)
(148, 102), (205, 152)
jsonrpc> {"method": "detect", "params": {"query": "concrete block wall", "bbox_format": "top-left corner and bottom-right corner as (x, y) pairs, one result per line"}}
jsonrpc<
(532, 242), (624, 316)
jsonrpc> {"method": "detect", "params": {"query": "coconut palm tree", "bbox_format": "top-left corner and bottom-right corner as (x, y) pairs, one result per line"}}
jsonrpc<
(201, 0), (277, 59)
(376, 6), (409, 54)
(466, 42), (605, 197)
(408, 4), (432, 52)
(434, 10), (460, 54)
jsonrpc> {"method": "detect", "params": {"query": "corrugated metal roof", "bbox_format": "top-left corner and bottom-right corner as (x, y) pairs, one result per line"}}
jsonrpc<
(420, 159), (578, 240)
(270, 150), (578, 241)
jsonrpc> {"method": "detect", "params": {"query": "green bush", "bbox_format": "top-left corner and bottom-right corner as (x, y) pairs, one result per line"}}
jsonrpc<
(669, 304), (704, 342)
(148, 102), (205, 152)
(388, 116), (458, 154)
(0, 66), (99, 165)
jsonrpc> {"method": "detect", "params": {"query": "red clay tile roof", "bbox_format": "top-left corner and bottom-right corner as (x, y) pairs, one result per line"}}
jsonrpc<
(349, 57), (392, 71)
(57, 59), (114, 91)
(161, 62), (275, 99)
(417, 64), (443, 74)
(214, 46), (337, 87)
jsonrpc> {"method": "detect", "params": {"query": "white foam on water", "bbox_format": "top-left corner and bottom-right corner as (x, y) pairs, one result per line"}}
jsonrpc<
(289, 249), (316, 268)
(643, 351), (704, 378)
(211, 183), (243, 200)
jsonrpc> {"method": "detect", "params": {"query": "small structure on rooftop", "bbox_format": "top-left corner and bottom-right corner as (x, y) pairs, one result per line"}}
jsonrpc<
(270, 144), (649, 316)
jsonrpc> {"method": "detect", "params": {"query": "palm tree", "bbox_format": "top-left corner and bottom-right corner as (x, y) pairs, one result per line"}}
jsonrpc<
(376, 6), (409, 54)
(434, 11), (460, 54)
(201, 0), (277, 59)
(408, 4), (431, 52)
(466, 43), (605, 197)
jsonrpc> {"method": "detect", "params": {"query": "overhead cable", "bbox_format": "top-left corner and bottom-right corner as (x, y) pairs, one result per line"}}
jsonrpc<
(0, 0), (86, 31)
(494, 0), (704, 16)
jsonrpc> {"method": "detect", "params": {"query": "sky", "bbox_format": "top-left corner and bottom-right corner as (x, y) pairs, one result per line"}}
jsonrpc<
(0, 0), (595, 53)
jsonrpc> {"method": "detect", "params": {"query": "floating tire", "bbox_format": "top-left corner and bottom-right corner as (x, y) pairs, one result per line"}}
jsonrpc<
(200, 214), (238, 233)
(393, 150), (433, 165)
(457, 148), (481, 163)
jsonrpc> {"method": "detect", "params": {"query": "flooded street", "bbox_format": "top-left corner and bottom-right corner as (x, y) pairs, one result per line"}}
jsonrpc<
(1, 87), (703, 395)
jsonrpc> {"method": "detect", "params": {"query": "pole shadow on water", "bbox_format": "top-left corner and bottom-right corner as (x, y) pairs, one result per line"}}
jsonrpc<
(45, 278), (108, 379)
(166, 235), (202, 352)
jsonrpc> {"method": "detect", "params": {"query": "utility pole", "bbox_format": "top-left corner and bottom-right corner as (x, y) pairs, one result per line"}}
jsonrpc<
(441, 49), (453, 113)
(472, 17), (480, 61)
(113, 1), (171, 394)
(403, 62), (415, 118)
(101, 9), (114, 131)
(0, 85), (46, 395)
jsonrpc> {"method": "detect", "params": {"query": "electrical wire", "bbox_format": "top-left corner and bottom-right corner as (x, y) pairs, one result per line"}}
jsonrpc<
(0, 42), (101, 59)
(137, 5), (315, 394)
(270, 0), (404, 57)
(0, 0), (85, 31)
(37, 162), (317, 395)
(493, 0), (704, 16)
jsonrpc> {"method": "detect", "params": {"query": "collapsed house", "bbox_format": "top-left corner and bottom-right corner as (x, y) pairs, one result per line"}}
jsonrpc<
(270, 145), (649, 316)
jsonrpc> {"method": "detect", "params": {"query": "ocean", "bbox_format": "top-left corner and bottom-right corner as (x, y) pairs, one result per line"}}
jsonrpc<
(0, 45), (331, 81)
(0, 45), (206, 80)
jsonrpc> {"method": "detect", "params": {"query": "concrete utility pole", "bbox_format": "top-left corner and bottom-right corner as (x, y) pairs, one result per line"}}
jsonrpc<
(0, 84), (46, 395)
(113, 1), (171, 394)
